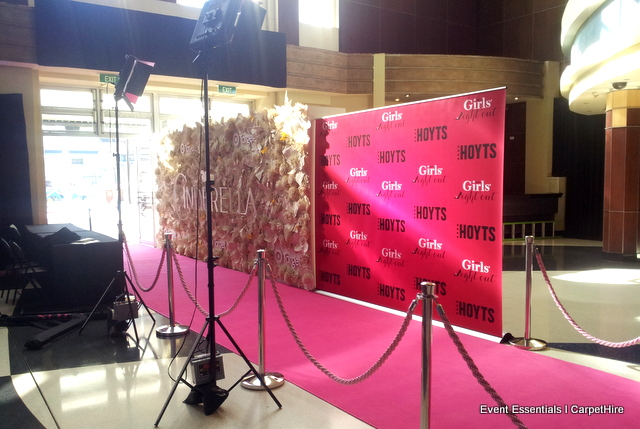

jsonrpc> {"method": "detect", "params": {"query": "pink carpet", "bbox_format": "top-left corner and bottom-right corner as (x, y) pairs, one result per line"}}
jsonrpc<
(128, 243), (640, 428)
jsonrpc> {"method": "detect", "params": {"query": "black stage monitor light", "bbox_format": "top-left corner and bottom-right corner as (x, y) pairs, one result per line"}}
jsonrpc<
(114, 55), (155, 111)
(190, 0), (244, 50)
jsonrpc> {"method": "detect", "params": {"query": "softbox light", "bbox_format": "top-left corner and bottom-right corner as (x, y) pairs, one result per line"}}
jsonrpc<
(190, 0), (244, 50)
(114, 55), (155, 111)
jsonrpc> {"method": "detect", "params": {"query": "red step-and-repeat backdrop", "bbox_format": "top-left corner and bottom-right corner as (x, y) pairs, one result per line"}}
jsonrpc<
(314, 88), (506, 336)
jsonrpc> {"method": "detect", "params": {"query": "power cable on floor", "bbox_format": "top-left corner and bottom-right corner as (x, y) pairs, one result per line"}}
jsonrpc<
(6, 327), (61, 429)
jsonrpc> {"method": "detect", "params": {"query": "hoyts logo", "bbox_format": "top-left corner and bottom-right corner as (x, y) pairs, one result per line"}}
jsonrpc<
(320, 154), (340, 166)
(347, 134), (370, 148)
(346, 202), (370, 215)
(377, 283), (406, 302)
(319, 213), (340, 225)
(456, 300), (495, 323)
(414, 206), (447, 221)
(414, 277), (446, 296)
(347, 263), (371, 279)
(457, 143), (497, 160)
(457, 224), (496, 241)
(319, 270), (340, 285)
(415, 125), (447, 142)
(378, 218), (406, 232)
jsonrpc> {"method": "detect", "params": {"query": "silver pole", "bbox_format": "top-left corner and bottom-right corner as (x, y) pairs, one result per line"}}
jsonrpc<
(242, 250), (285, 390)
(524, 235), (533, 339)
(156, 233), (188, 338)
(420, 281), (435, 429)
(508, 235), (546, 350)
(257, 249), (267, 374)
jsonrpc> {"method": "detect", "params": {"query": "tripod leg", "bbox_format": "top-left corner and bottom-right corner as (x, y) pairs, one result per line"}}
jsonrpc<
(123, 271), (156, 323)
(122, 284), (140, 345)
(78, 274), (120, 335)
(155, 319), (208, 427)
(215, 317), (282, 408)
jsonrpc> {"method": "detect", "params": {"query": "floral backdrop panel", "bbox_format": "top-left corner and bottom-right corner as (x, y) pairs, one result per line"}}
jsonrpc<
(155, 99), (315, 290)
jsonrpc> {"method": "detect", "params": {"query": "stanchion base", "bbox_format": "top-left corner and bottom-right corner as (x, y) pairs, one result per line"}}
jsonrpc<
(509, 337), (547, 351)
(156, 325), (189, 338)
(241, 372), (285, 391)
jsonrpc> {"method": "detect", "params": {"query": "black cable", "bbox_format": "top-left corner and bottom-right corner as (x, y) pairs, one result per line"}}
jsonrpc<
(6, 327), (61, 429)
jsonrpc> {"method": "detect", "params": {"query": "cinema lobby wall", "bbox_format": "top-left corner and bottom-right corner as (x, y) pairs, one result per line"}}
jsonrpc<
(1, 0), (616, 248)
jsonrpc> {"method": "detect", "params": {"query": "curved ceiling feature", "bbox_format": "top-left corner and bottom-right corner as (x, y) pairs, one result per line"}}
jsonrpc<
(561, 0), (640, 115)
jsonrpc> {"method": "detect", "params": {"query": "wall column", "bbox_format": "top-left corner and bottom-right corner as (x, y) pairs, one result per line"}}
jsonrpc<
(603, 89), (640, 259)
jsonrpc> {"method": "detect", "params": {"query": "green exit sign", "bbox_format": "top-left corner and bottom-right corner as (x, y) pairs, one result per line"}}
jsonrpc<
(218, 85), (236, 95)
(100, 74), (119, 84)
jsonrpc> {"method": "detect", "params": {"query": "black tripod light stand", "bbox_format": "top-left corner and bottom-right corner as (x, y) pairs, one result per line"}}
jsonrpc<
(155, 0), (281, 423)
(79, 55), (156, 343)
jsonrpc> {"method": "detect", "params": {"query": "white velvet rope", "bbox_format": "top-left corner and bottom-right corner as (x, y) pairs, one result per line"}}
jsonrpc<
(171, 252), (257, 319)
(535, 248), (640, 348)
(267, 263), (418, 385)
(123, 234), (166, 293)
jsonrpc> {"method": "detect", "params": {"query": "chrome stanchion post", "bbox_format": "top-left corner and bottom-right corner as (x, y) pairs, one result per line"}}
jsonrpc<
(420, 281), (436, 429)
(241, 250), (285, 390)
(156, 233), (188, 338)
(509, 235), (546, 351)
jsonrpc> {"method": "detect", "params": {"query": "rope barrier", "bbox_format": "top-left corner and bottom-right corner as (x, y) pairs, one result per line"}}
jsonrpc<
(124, 242), (526, 426)
(267, 263), (418, 385)
(122, 234), (166, 292)
(171, 251), (257, 319)
(535, 248), (640, 348)
(435, 299), (528, 429)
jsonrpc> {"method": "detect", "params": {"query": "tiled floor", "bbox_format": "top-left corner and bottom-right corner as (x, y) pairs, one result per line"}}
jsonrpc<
(2, 238), (640, 428)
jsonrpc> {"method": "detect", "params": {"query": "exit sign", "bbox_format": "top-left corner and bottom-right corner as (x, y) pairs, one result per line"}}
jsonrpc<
(100, 74), (119, 84)
(218, 85), (236, 95)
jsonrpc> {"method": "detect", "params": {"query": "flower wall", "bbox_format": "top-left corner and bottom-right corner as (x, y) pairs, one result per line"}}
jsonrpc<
(155, 99), (314, 290)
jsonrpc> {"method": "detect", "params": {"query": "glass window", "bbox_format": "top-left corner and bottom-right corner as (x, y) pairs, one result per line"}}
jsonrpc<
(41, 89), (94, 109)
(299, 0), (338, 28)
(41, 86), (251, 244)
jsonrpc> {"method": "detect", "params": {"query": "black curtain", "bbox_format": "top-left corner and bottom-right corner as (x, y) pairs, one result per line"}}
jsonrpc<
(552, 98), (606, 240)
(0, 94), (33, 229)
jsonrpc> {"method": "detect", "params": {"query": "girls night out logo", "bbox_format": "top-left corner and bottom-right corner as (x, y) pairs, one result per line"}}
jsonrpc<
(454, 179), (496, 203)
(376, 179), (405, 200)
(454, 258), (496, 284)
(455, 97), (498, 123)
(413, 164), (447, 187)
